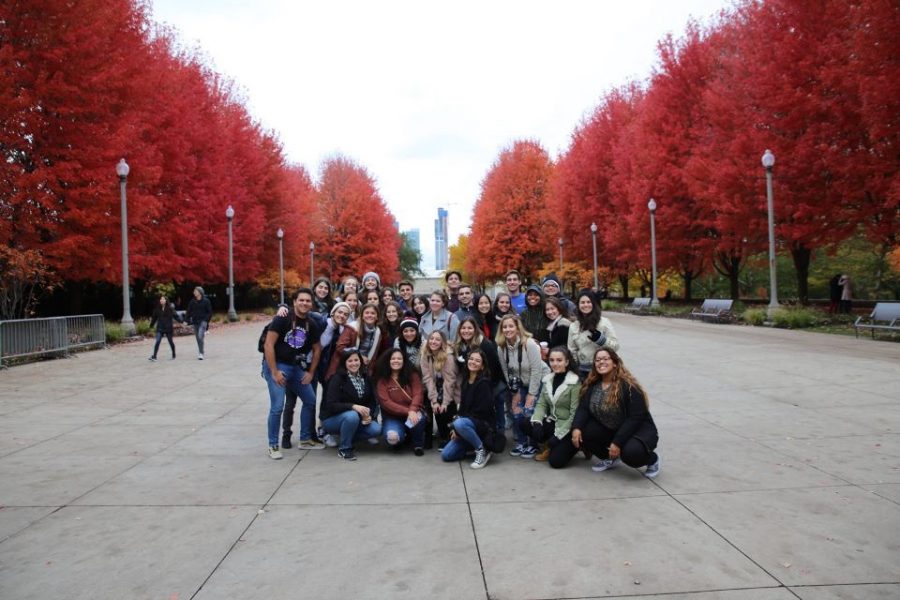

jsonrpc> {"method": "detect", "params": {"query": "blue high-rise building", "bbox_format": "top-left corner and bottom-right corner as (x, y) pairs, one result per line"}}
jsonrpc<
(434, 208), (448, 271)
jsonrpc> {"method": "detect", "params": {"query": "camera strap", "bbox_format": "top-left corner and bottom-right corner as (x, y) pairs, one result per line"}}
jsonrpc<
(504, 343), (523, 377)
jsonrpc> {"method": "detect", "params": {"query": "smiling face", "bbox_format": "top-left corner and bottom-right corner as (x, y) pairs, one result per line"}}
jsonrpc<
(429, 293), (444, 313)
(545, 302), (560, 320)
(398, 284), (413, 300)
(315, 281), (330, 299)
(345, 293), (359, 310)
(467, 352), (484, 374)
(389, 350), (404, 372)
(385, 304), (399, 322)
(496, 295), (511, 313)
(342, 278), (358, 295)
(477, 296), (492, 314)
(458, 320), (476, 342)
(505, 272), (521, 293)
(542, 281), (560, 297)
(594, 350), (615, 377)
(548, 350), (569, 374)
(501, 318), (519, 342)
(345, 353), (362, 374)
(579, 296), (594, 315)
(362, 306), (378, 326)
(412, 297), (427, 315)
(364, 290), (380, 305)
(332, 306), (351, 325)
(381, 289), (394, 303)
(402, 327), (418, 343)
(526, 291), (541, 306)
(293, 292), (313, 316)
(458, 286), (473, 306)
(427, 331), (443, 352)
(446, 272), (461, 290)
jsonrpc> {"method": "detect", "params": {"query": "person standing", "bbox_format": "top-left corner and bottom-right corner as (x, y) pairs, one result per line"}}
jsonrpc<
(261, 288), (324, 459)
(568, 290), (619, 377)
(419, 290), (460, 342)
(397, 280), (415, 314)
(186, 286), (212, 360)
(445, 270), (463, 312)
(838, 274), (853, 314)
(312, 277), (335, 315)
(505, 270), (527, 314)
(454, 283), (477, 319)
(520, 285), (549, 338)
(149, 295), (182, 361)
(541, 274), (576, 316)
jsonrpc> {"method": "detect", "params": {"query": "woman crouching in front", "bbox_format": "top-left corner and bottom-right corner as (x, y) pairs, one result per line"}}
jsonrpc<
(571, 348), (660, 478)
(319, 349), (382, 461)
(441, 349), (496, 469)
(375, 348), (426, 456)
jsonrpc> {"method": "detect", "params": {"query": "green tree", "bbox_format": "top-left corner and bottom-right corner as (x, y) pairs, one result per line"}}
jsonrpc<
(398, 232), (424, 281)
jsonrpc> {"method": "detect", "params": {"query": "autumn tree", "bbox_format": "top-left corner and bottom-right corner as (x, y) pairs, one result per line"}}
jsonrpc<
(312, 156), (400, 284)
(398, 232), (425, 281)
(467, 140), (555, 282)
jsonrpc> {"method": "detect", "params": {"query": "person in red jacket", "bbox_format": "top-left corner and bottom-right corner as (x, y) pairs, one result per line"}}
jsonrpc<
(374, 348), (426, 455)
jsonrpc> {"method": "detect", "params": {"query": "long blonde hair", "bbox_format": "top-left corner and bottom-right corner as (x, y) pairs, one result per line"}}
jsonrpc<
(420, 330), (450, 371)
(580, 347), (648, 410)
(494, 314), (532, 347)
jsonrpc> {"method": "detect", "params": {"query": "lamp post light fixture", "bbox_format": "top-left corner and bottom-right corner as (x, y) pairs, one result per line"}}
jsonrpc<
(309, 241), (315, 285)
(590, 222), (599, 291)
(116, 159), (135, 336)
(225, 205), (237, 322)
(277, 228), (285, 305)
(648, 198), (659, 306)
(762, 149), (780, 317)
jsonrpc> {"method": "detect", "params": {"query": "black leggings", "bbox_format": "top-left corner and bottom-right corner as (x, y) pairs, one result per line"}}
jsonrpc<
(430, 402), (458, 444)
(580, 419), (656, 468)
(152, 331), (175, 358)
(520, 419), (580, 469)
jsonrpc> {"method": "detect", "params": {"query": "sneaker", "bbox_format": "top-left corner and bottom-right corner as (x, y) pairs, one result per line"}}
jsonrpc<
(591, 457), (620, 473)
(470, 447), (492, 469)
(414, 447), (424, 456)
(519, 445), (537, 459)
(366, 437), (380, 445)
(298, 438), (325, 450)
(534, 446), (551, 462)
(323, 434), (338, 448)
(338, 448), (357, 461)
(437, 442), (446, 451)
(509, 444), (524, 457)
(148, 356), (157, 362)
(644, 455), (661, 479)
(198, 354), (204, 360)
(281, 434), (292, 449)
(267, 446), (283, 460)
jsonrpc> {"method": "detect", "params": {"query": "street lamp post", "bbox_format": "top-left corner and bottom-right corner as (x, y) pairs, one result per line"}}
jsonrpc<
(116, 159), (135, 336)
(277, 228), (284, 305)
(648, 198), (659, 306)
(309, 241), (315, 285)
(590, 222), (599, 291)
(762, 149), (780, 317)
(558, 237), (564, 271)
(226, 205), (237, 322)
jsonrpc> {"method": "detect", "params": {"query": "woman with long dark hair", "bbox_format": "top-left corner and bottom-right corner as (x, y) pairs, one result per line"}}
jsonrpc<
(453, 315), (505, 433)
(410, 294), (429, 322)
(571, 348), (660, 478)
(473, 293), (494, 339)
(320, 349), (382, 461)
(312, 277), (335, 315)
(148, 295), (182, 361)
(374, 348), (426, 455)
(567, 290), (619, 377)
(440, 348), (496, 469)
(394, 318), (423, 369)
(490, 292), (514, 339)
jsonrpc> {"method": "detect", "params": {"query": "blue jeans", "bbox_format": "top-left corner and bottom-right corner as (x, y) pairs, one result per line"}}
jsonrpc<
(382, 414), (426, 449)
(441, 417), (483, 461)
(194, 321), (208, 354)
(321, 411), (382, 451)
(152, 331), (174, 358)
(510, 388), (536, 446)
(262, 360), (317, 446)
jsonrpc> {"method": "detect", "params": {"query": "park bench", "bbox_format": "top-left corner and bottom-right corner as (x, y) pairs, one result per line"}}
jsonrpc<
(622, 297), (652, 314)
(854, 302), (900, 339)
(690, 299), (734, 322)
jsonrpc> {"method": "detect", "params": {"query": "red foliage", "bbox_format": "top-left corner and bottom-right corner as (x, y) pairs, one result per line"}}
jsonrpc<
(467, 140), (555, 280)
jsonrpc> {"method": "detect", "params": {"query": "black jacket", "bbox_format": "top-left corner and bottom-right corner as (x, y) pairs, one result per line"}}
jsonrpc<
(320, 371), (376, 421)
(457, 375), (496, 440)
(186, 296), (212, 326)
(149, 304), (181, 334)
(572, 381), (658, 450)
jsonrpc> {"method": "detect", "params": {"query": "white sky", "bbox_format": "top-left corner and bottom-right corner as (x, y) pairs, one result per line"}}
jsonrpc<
(150, 0), (731, 274)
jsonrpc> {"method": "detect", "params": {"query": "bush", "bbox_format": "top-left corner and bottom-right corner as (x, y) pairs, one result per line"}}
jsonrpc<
(771, 306), (822, 329)
(602, 300), (625, 311)
(105, 322), (125, 343)
(211, 314), (225, 324)
(742, 308), (767, 326)
(135, 318), (152, 336)
(243, 313), (254, 322)
(262, 306), (276, 316)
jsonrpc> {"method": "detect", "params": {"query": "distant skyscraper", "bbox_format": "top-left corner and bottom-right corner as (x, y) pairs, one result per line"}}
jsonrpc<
(404, 228), (421, 254)
(435, 208), (448, 271)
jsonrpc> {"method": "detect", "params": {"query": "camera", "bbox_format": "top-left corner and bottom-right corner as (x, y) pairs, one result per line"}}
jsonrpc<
(507, 376), (521, 393)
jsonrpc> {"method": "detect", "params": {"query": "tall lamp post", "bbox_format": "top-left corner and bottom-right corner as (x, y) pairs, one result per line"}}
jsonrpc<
(558, 237), (564, 271)
(762, 149), (780, 317)
(226, 205), (237, 322)
(277, 228), (285, 305)
(116, 159), (135, 336)
(590, 222), (599, 291)
(309, 241), (315, 285)
(648, 198), (659, 306)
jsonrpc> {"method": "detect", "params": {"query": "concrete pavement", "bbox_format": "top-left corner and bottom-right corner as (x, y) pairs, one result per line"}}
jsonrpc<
(0, 315), (898, 599)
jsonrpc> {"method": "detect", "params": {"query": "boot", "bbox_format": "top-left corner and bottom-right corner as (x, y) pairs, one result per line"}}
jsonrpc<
(534, 444), (550, 462)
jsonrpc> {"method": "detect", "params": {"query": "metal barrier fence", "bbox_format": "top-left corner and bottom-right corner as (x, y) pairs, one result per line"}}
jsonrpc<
(0, 314), (106, 367)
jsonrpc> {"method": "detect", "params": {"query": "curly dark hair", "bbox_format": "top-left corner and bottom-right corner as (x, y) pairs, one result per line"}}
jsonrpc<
(374, 348), (414, 388)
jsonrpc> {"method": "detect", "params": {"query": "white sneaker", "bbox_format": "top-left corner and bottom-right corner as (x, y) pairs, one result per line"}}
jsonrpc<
(644, 455), (660, 479)
(198, 354), (204, 360)
(323, 434), (338, 448)
(367, 437), (380, 445)
(591, 457), (620, 473)
(267, 446), (283, 460)
(470, 447), (492, 469)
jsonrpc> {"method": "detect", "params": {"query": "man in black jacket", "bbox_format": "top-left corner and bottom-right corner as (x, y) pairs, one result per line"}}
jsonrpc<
(186, 286), (213, 360)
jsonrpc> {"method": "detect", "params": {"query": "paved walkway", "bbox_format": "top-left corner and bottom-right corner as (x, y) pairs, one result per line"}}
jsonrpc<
(1, 316), (898, 600)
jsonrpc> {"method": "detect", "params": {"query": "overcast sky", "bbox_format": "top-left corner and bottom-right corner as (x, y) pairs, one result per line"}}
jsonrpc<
(150, 0), (731, 274)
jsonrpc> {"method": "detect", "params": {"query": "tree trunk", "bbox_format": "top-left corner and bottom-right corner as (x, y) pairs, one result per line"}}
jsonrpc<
(790, 243), (811, 305)
(713, 251), (742, 301)
(681, 270), (695, 302)
(618, 274), (629, 299)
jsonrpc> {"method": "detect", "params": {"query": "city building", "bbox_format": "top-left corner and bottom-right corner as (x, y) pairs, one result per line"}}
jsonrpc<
(434, 207), (448, 271)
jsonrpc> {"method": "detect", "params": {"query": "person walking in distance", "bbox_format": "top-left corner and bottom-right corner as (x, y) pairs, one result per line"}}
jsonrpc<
(149, 295), (182, 361)
(186, 286), (212, 360)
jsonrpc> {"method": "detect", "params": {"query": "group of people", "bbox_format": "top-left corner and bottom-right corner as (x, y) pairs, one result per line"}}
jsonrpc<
(261, 269), (661, 478)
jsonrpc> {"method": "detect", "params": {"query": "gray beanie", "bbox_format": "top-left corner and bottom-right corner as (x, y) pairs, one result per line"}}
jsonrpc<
(362, 271), (381, 288)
